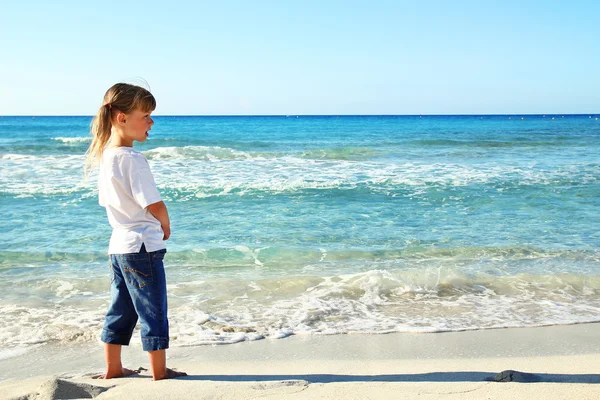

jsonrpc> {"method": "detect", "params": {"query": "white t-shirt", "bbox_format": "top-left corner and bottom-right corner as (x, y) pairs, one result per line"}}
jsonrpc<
(98, 147), (166, 254)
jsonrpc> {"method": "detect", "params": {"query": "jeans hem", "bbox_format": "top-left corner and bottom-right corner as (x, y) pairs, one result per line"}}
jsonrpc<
(141, 336), (170, 351)
(101, 329), (132, 346)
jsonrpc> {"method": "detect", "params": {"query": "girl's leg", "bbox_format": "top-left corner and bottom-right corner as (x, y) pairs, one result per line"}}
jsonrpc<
(148, 348), (165, 379)
(122, 246), (186, 379)
(148, 349), (187, 380)
(97, 255), (138, 379)
(104, 343), (123, 377)
(98, 343), (139, 379)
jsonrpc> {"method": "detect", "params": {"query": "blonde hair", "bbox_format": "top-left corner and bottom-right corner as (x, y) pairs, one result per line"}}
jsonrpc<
(85, 83), (156, 173)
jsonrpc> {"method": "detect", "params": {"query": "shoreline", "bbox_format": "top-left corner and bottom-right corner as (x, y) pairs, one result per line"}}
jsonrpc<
(2, 323), (600, 399)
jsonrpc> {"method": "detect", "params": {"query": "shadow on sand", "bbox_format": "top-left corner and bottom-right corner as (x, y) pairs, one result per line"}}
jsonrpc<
(176, 372), (600, 384)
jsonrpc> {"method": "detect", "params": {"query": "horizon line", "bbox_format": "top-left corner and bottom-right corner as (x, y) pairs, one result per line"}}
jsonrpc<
(1, 113), (599, 118)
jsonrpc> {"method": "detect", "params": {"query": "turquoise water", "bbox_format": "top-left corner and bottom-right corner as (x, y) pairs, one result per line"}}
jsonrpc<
(1, 115), (599, 353)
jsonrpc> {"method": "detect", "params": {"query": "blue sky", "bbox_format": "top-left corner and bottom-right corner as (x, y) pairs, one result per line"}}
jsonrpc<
(1, 1), (599, 115)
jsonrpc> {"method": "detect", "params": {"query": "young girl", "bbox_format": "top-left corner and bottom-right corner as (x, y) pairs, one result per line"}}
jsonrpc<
(86, 83), (186, 380)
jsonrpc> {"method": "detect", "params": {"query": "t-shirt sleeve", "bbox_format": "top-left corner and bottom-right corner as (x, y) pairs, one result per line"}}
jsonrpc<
(129, 156), (162, 208)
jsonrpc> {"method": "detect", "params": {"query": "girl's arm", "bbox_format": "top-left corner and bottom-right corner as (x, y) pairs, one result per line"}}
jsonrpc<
(147, 201), (171, 240)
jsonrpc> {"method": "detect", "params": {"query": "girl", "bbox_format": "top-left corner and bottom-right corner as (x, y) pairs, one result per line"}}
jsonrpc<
(86, 83), (186, 380)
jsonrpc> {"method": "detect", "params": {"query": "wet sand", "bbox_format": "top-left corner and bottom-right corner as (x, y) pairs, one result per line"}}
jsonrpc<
(2, 323), (600, 399)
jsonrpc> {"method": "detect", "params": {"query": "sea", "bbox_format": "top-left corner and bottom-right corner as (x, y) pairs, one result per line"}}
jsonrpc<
(1, 114), (599, 358)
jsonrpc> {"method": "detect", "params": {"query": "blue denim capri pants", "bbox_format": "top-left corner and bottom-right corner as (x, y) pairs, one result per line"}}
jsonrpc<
(101, 244), (169, 351)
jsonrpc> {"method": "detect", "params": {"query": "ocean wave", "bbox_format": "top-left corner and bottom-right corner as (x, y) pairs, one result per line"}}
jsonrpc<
(163, 268), (600, 344)
(164, 246), (599, 271)
(2, 268), (600, 349)
(1, 246), (596, 272)
(144, 146), (255, 161)
(406, 138), (585, 148)
(0, 153), (94, 197)
(144, 146), (385, 161)
(1, 150), (598, 198)
(52, 137), (90, 144)
(299, 147), (385, 160)
(0, 251), (108, 267)
(151, 161), (600, 199)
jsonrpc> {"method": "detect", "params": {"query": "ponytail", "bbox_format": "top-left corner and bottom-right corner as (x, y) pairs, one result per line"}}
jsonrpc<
(85, 103), (113, 175)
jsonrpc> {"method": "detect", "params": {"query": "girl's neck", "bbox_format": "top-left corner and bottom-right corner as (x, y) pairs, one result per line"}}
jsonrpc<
(108, 129), (134, 148)
(107, 145), (133, 151)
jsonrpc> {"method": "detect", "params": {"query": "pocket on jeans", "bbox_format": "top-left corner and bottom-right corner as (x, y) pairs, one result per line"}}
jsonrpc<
(122, 253), (153, 288)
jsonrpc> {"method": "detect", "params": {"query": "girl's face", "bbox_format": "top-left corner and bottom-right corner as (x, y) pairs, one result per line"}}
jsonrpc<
(124, 109), (154, 143)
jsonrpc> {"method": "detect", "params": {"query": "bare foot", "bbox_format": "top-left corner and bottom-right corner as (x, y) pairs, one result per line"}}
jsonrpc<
(154, 368), (187, 381)
(92, 367), (143, 379)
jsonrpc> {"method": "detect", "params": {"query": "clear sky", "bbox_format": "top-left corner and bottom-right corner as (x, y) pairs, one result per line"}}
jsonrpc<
(1, 0), (599, 115)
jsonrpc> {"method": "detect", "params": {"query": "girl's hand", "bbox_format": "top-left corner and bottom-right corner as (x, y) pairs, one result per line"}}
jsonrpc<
(162, 225), (171, 241)
(147, 201), (171, 241)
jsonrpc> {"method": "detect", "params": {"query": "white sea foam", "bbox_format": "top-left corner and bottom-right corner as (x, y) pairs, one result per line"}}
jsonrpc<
(0, 304), (104, 349)
(1, 148), (597, 198)
(0, 346), (33, 361)
(0, 153), (93, 196)
(144, 146), (254, 161)
(52, 137), (89, 144)
(2, 267), (600, 350)
(151, 152), (597, 199)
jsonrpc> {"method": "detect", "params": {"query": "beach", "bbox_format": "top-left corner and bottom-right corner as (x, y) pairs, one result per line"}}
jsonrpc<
(3, 0), (600, 396)
(1, 323), (600, 399)
(1, 115), (599, 398)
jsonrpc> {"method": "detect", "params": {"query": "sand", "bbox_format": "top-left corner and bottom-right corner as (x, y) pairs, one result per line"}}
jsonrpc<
(1, 323), (599, 399)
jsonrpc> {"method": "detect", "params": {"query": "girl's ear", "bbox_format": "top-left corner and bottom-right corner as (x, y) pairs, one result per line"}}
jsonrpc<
(117, 112), (127, 125)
